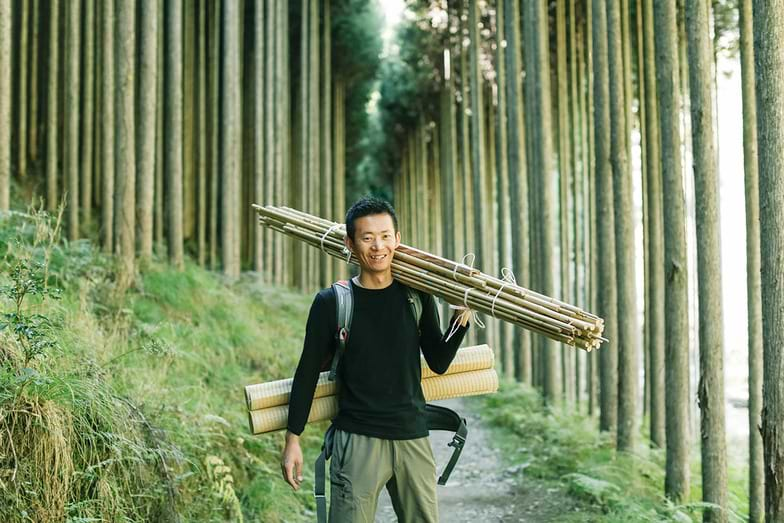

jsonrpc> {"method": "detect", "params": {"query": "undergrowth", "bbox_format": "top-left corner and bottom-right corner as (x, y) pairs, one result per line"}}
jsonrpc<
(0, 206), (324, 522)
(474, 382), (749, 523)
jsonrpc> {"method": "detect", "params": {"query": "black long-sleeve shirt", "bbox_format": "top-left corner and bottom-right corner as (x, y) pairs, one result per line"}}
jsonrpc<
(286, 279), (469, 440)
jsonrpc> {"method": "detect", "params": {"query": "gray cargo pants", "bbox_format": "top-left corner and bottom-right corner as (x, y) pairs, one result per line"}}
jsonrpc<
(329, 428), (438, 523)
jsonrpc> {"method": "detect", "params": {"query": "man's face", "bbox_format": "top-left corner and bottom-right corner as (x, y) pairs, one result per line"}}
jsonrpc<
(345, 213), (400, 274)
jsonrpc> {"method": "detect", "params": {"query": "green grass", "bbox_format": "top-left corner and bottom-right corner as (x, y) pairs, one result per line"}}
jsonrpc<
(472, 382), (750, 522)
(0, 206), (326, 522)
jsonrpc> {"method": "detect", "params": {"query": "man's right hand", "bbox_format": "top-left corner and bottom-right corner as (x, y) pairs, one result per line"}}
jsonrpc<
(281, 431), (304, 490)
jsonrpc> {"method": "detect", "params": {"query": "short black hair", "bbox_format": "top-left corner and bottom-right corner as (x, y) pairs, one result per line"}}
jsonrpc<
(345, 196), (399, 241)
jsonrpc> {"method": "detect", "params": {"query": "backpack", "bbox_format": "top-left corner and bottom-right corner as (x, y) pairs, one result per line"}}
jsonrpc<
(314, 279), (468, 523)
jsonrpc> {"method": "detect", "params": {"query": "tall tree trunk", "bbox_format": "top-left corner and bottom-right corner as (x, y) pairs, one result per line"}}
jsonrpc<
(607, 0), (638, 452)
(65, 0), (80, 239)
(80, 0), (95, 226)
(116, 0), (137, 290)
(167, 0), (184, 269)
(321, 0), (333, 284)
(0, 0), (11, 211)
(209, 0), (220, 270)
(686, 1), (728, 520)
(570, 0), (583, 404)
(752, 0), (784, 518)
(739, 0), (764, 519)
(18, 0), (29, 179)
(654, 0), (691, 503)
(592, 0), (619, 432)
(138, 0), (158, 262)
(222, 0), (241, 279)
(275, 0), (288, 285)
(308, 0), (320, 290)
(642, 0), (665, 448)
(45, 0), (60, 212)
(183, 1), (196, 242)
(253, 0), (265, 273)
(557, 0), (573, 403)
(28, 0), (40, 165)
(154, 0), (164, 249)
(101, 0), (114, 251)
(264, 0), (277, 279)
(531, 0), (558, 403)
(585, 0), (599, 416)
(504, 0), (531, 384)
(495, 0), (514, 378)
(468, 0), (488, 346)
(196, 0), (208, 266)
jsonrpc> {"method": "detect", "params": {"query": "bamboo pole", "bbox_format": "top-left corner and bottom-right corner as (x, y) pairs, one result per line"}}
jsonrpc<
(254, 205), (606, 351)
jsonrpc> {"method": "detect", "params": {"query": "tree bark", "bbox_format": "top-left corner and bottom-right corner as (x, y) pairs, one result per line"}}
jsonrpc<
(196, 0), (207, 266)
(321, 0), (333, 285)
(0, 0), (11, 211)
(642, 0), (665, 449)
(80, 0), (95, 225)
(138, 0), (158, 262)
(116, 0), (137, 290)
(167, 0), (184, 269)
(18, 0), (29, 180)
(468, 0), (488, 346)
(101, 0), (114, 251)
(752, 0), (784, 518)
(592, 0), (619, 432)
(686, 1), (728, 519)
(65, 0), (80, 239)
(557, 0), (573, 403)
(29, 0), (40, 165)
(222, 0), (241, 279)
(504, 0), (531, 384)
(253, 0), (265, 273)
(607, 0), (638, 452)
(738, 0), (763, 519)
(183, 0), (196, 242)
(154, 0), (165, 249)
(654, 0), (691, 503)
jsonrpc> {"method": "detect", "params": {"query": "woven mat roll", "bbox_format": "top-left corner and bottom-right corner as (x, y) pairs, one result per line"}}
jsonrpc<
(245, 344), (493, 411)
(248, 367), (499, 435)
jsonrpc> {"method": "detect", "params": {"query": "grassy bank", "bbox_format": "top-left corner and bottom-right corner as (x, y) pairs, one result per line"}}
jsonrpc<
(0, 207), (324, 522)
(473, 383), (749, 522)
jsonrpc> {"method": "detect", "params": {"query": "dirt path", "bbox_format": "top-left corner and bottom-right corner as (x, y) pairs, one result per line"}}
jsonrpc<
(374, 398), (587, 522)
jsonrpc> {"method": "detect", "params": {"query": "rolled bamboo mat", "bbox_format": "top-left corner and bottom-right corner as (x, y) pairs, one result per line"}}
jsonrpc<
(245, 344), (493, 411)
(248, 367), (499, 435)
(253, 204), (606, 351)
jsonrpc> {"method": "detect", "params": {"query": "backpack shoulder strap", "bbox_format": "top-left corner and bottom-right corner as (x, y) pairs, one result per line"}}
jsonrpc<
(405, 286), (423, 334)
(425, 404), (468, 485)
(329, 280), (353, 381)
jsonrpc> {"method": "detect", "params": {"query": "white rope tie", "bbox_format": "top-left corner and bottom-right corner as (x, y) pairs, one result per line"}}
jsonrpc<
(490, 267), (517, 318)
(451, 253), (475, 281)
(445, 253), (484, 342)
(320, 223), (342, 253)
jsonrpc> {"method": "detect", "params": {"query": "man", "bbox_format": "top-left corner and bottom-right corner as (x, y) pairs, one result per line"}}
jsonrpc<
(280, 196), (471, 522)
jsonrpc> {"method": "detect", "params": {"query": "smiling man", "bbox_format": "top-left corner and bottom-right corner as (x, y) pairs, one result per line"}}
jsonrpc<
(281, 196), (471, 522)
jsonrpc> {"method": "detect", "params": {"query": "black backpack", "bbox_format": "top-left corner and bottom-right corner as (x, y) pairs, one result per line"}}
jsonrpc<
(314, 280), (468, 522)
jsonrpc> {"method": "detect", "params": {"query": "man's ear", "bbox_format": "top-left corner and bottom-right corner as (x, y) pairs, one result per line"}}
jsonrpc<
(344, 235), (354, 252)
(394, 231), (401, 248)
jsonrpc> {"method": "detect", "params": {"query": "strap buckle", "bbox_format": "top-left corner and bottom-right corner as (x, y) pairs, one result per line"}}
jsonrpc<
(448, 433), (465, 450)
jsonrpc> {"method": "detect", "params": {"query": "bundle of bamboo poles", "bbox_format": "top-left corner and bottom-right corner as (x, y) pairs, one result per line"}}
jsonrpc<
(245, 345), (498, 435)
(254, 204), (606, 351)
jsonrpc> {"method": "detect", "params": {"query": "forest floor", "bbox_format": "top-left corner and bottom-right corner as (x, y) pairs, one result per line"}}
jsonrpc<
(375, 398), (595, 523)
